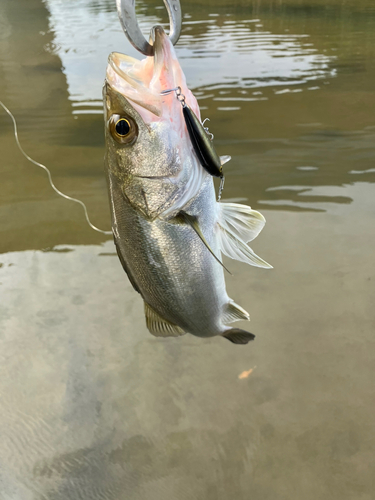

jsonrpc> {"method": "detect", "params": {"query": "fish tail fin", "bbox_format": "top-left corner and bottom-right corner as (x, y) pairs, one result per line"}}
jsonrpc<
(223, 328), (255, 345)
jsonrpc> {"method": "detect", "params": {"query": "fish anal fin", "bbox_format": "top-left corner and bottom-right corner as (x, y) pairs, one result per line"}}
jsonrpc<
(218, 202), (266, 243)
(223, 328), (255, 345)
(223, 300), (250, 324)
(144, 302), (186, 337)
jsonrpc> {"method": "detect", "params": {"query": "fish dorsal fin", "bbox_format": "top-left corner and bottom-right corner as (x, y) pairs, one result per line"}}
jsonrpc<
(217, 225), (273, 269)
(144, 302), (186, 337)
(218, 202), (266, 243)
(177, 211), (231, 274)
(222, 300), (250, 324)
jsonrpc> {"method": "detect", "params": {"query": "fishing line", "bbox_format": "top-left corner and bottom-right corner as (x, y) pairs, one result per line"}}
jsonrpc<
(0, 101), (112, 236)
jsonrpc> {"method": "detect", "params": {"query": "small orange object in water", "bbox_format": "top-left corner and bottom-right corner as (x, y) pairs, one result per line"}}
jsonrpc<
(238, 367), (256, 379)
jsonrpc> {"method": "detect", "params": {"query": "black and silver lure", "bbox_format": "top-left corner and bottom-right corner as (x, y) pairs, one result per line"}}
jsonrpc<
(182, 104), (223, 178)
(161, 86), (228, 200)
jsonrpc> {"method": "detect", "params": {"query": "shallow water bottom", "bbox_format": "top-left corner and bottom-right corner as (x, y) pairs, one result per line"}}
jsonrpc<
(1, 182), (374, 500)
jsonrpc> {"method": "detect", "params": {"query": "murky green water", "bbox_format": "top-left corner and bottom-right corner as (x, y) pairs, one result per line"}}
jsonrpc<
(0, 0), (374, 498)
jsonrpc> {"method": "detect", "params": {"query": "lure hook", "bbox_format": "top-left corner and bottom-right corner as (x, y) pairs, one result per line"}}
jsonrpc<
(116, 0), (182, 56)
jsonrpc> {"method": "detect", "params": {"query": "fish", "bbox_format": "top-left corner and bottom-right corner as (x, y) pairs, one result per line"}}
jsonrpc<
(103, 26), (271, 345)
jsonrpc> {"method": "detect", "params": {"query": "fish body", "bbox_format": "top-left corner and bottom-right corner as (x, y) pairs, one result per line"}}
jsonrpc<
(104, 27), (271, 344)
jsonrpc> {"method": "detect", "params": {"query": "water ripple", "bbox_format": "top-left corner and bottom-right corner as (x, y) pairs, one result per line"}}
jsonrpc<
(44, 0), (336, 115)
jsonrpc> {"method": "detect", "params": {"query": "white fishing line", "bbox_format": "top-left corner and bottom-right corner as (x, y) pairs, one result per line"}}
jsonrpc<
(0, 100), (112, 236)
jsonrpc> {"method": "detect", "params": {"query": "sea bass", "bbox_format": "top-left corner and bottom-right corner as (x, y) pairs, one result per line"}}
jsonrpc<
(103, 26), (271, 344)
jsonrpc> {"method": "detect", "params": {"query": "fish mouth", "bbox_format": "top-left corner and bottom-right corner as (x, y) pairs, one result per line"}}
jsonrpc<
(106, 26), (171, 117)
(106, 26), (200, 122)
(107, 50), (162, 116)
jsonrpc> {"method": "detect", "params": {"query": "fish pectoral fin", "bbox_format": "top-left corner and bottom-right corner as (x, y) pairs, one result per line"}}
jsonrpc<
(217, 224), (273, 269)
(176, 211), (231, 274)
(223, 328), (255, 345)
(223, 300), (250, 324)
(144, 302), (186, 337)
(218, 202), (266, 243)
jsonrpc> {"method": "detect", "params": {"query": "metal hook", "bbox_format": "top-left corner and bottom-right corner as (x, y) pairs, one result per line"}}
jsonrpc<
(160, 86), (186, 107)
(202, 118), (214, 140)
(116, 0), (182, 56)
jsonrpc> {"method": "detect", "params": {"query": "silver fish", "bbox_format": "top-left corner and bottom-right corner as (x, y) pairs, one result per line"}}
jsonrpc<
(103, 26), (271, 345)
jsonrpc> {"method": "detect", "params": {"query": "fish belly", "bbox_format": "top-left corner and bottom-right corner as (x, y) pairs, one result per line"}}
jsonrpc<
(108, 173), (229, 337)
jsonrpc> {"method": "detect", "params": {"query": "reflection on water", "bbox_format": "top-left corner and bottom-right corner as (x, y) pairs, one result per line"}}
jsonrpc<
(1, 0), (375, 498)
(350, 168), (375, 174)
(262, 184), (353, 212)
(45, 0), (336, 112)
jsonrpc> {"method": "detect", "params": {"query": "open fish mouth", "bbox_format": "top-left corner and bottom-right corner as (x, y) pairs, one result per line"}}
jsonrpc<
(106, 25), (200, 123)
(107, 50), (162, 117)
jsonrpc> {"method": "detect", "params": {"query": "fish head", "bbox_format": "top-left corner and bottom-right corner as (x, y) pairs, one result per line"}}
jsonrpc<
(104, 26), (206, 221)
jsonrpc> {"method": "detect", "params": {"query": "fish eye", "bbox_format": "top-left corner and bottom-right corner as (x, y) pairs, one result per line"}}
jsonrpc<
(109, 114), (138, 144)
(115, 118), (130, 137)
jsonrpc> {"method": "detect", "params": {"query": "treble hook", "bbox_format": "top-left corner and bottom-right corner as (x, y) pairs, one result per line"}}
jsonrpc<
(116, 0), (182, 56)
